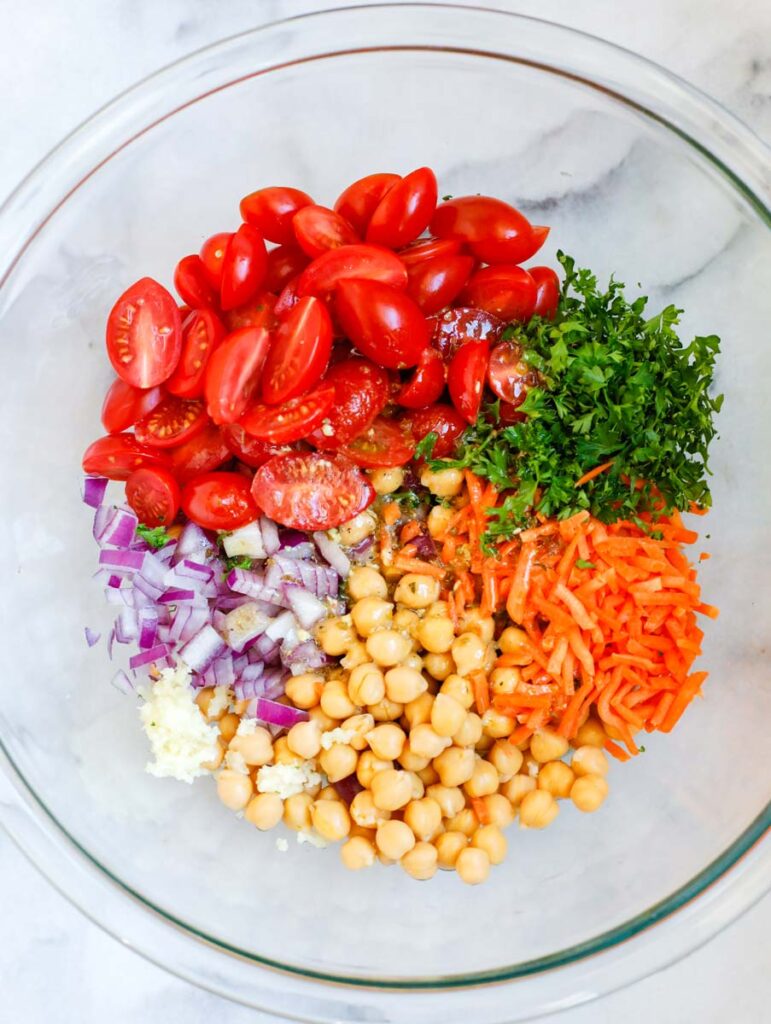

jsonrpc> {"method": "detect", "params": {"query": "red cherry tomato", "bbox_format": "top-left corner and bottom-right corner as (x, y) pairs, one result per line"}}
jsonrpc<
(462, 265), (537, 322)
(200, 232), (232, 289)
(429, 306), (505, 360)
(395, 347), (446, 409)
(307, 357), (389, 449)
(223, 424), (291, 467)
(448, 340), (490, 424)
(366, 167), (438, 249)
(165, 309), (226, 399)
(292, 205), (359, 259)
(401, 404), (466, 458)
(260, 296), (332, 406)
(173, 255), (218, 309)
(239, 186), (313, 245)
(125, 466), (181, 528)
(264, 245), (309, 292)
(274, 277), (301, 319)
(134, 396), (209, 448)
(81, 434), (171, 481)
(252, 452), (374, 531)
(296, 244), (408, 299)
(487, 340), (541, 408)
(219, 223), (268, 311)
(431, 196), (548, 265)
(333, 173), (401, 235)
(398, 236), (463, 267)
(336, 279), (429, 369)
(529, 266), (560, 320)
(181, 472), (260, 531)
(241, 384), (336, 444)
(100, 380), (163, 434)
(106, 278), (182, 389)
(205, 326), (271, 424)
(407, 254), (475, 315)
(168, 423), (231, 483)
(222, 291), (277, 333)
(339, 418), (415, 468)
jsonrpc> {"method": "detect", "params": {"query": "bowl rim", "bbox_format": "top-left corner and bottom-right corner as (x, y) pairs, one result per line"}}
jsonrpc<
(0, 1), (769, 1015)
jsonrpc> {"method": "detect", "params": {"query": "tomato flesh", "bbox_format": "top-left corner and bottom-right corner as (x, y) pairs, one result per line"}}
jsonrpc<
(205, 326), (271, 425)
(398, 236), (463, 267)
(395, 347), (446, 409)
(261, 296), (333, 405)
(340, 418), (415, 468)
(181, 472), (260, 531)
(168, 423), (231, 483)
(126, 466), (181, 528)
(165, 309), (225, 399)
(106, 277), (182, 388)
(252, 452), (375, 530)
(293, 205), (359, 259)
(307, 357), (389, 449)
(223, 424), (291, 468)
(82, 434), (171, 481)
(529, 265), (560, 320)
(431, 196), (547, 265)
(174, 255), (218, 309)
(408, 253), (475, 315)
(200, 232), (232, 289)
(219, 223), (268, 311)
(240, 186), (313, 245)
(101, 379), (163, 434)
(448, 339), (490, 424)
(241, 384), (336, 444)
(296, 244), (408, 299)
(264, 245), (309, 293)
(333, 173), (401, 235)
(336, 279), (429, 369)
(366, 167), (438, 249)
(134, 395), (208, 448)
(461, 265), (537, 322)
(430, 306), (505, 360)
(487, 340), (541, 408)
(401, 404), (466, 458)
(222, 292), (277, 333)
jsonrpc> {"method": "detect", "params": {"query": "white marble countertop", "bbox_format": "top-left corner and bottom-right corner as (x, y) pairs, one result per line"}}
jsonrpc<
(1, 1), (769, 1021)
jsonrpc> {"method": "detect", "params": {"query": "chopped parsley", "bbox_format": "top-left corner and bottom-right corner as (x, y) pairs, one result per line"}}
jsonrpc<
(414, 432), (438, 460)
(222, 554), (253, 572)
(575, 559), (596, 570)
(136, 524), (171, 549)
(387, 491), (422, 511)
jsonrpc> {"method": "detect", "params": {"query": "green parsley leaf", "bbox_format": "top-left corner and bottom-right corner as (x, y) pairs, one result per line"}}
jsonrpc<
(136, 524), (171, 549)
(442, 194), (454, 201)
(223, 554), (254, 572)
(414, 431), (439, 460)
(387, 491), (421, 511)
(575, 559), (596, 569)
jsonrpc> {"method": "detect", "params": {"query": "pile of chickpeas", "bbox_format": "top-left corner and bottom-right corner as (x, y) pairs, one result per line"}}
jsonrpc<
(199, 463), (611, 884)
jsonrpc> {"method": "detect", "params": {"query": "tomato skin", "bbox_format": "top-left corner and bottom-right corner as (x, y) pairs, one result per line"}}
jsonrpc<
(264, 245), (309, 293)
(529, 265), (560, 320)
(398, 236), (463, 267)
(336, 279), (429, 369)
(487, 340), (541, 408)
(168, 423), (231, 483)
(165, 309), (225, 399)
(274, 277), (301, 319)
(240, 384), (336, 444)
(181, 472), (260, 531)
(429, 306), (505, 360)
(307, 357), (389, 449)
(205, 326), (271, 424)
(222, 291), (277, 333)
(401, 404), (466, 458)
(134, 395), (209, 449)
(239, 186), (313, 245)
(296, 244), (408, 299)
(261, 296), (332, 406)
(200, 232), (233, 289)
(407, 253), (475, 315)
(366, 167), (438, 249)
(462, 265), (537, 322)
(82, 433), (171, 481)
(100, 379), (163, 434)
(292, 205), (359, 260)
(126, 466), (181, 528)
(220, 223), (268, 311)
(431, 196), (548, 265)
(448, 340), (490, 424)
(252, 452), (375, 531)
(174, 255), (219, 309)
(339, 417), (415, 468)
(106, 278), (182, 389)
(223, 424), (290, 467)
(333, 173), (401, 235)
(395, 347), (446, 409)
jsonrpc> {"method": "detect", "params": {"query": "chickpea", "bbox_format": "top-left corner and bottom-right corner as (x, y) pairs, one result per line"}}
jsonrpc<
(426, 600), (451, 619)
(317, 616), (356, 657)
(475, 733), (494, 755)
(430, 692), (467, 738)
(347, 663), (386, 707)
(571, 774), (609, 812)
(456, 846), (491, 885)
(460, 608), (495, 644)
(498, 626), (532, 665)
(420, 463), (464, 498)
(404, 798), (443, 841)
(403, 691), (434, 729)
(283, 792), (314, 831)
(317, 784), (342, 802)
(229, 725), (274, 766)
(397, 740), (431, 772)
(434, 745), (476, 787)
(384, 666), (428, 704)
(402, 652), (425, 672)
(530, 728), (570, 763)
(392, 607), (421, 638)
(311, 799), (351, 842)
(435, 830), (468, 870)
(519, 789), (559, 829)
(571, 745), (609, 778)
(351, 597), (393, 638)
(348, 822), (376, 841)
(232, 698), (249, 717)
(307, 705), (338, 732)
(368, 466), (404, 495)
(423, 651), (455, 682)
(348, 565), (388, 601)
(416, 615), (455, 654)
(394, 573), (441, 609)
(201, 738), (225, 771)
(271, 736), (301, 766)
(196, 687), (226, 720)
(440, 674), (474, 710)
(340, 713), (375, 751)
(319, 743), (358, 783)
(574, 717), (607, 748)
(376, 819), (416, 860)
(244, 792), (283, 830)
(340, 834), (376, 870)
(502, 774), (537, 807)
(521, 752), (541, 778)
(482, 793), (515, 829)
(320, 679), (359, 720)
(339, 511), (376, 546)
(426, 784), (466, 819)
(406, 771), (426, 800)
(285, 672), (324, 709)
(472, 825), (507, 865)
(371, 768), (413, 811)
(401, 841), (439, 880)
(488, 740), (524, 781)
(451, 633), (488, 677)
(219, 712), (240, 744)
(490, 667), (522, 696)
(367, 630), (413, 668)
(464, 758), (499, 798)
(350, 789), (390, 828)
(216, 769), (253, 811)
(416, 763), (440, 787)
(453, 712), (483, 748)
(341, 641), (370, 671)
(481, 708), (515, 739)
(356, 751), (393, 788)
(367, 723), (406, 761)
(286, 720), (322, 760)
(409, 723), (451, 760)
(368, 697), (405, 722)
(427, 504), (454, 539)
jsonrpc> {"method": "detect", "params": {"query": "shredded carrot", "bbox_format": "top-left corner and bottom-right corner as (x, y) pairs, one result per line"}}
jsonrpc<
(470, 797), (490, 825)
(470, 671), (491, 715)
(399, 520), (422, 543)
(392, 556), (446, 580)
(574, 460), (615, 487)
(382, 502), (400, 526)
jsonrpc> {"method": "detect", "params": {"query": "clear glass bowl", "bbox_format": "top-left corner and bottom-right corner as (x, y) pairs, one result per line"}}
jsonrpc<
(0, 5), (769, 1021)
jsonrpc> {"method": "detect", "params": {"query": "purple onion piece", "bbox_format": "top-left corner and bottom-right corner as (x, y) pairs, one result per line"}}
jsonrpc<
(83, 477), (108, 509)
(333, 775), (364, 805)
(412, 532), (438, 561)
(157, 588), (198, 604)
(110, 669), (133, 694)
(260, 516), (280, 556)
(84, 627), (101, 648)
(313, 531), (351, 578)
(178, 624), (226, 673)
(349, 535), (375, 563)
(253, 696), (307, 728)
(129, 643), (172, 670)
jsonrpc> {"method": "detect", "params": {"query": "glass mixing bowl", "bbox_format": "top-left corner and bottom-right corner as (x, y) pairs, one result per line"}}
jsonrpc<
(0, 5), (769, 1021)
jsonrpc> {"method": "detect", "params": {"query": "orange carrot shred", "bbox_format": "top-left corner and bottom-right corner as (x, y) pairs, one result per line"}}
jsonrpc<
(574, 460), (615, 487)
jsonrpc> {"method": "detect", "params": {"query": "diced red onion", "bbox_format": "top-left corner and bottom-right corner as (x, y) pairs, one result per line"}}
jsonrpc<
(233, 653), (249, 675)
(249, 633), (280, 662)
(313, 531), (351, 578)
(99, 549), (145, 572)
(227, 567), (282, 604)
(176, 559), (214, 583)
(110, 669), (133, 694)
(240, 661), (265, 682)
(84, 627), (101, 647)
(155, 541), (177, 565)
(349, 535), (375, 563)
(221, 602), (271, 653)
(179, 605), (212, 644)
(253, 697), (308, 728)
(333, 775), (364, 804)
(115, 606), (139, 643)
(83, 477), (108, 508)
(213, 653), (235, 688)
(260, 516), (280, 556)
(173, 521), (211, 563)
(98, 508), (138, 549)
(129, 643), (172, 670)
(158, 588), (198, 604)
(107, 627), (115, 660)
(283, 639), (328, 673)
(412, 532), (437, 561)
(132, 573), (164, 601)
(138, 608), (159, 650)
(178, 624), (226, 673)
(284, 585), (327, 630)
(264, 610), (298, 642)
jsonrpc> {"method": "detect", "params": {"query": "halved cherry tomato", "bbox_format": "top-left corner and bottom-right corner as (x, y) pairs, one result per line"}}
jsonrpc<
(134, 396), (208, 448)
(333, 173), (401, 235)
(340, 417), (415, 468)
(241, 384), (336, 444)
(296, 244), (408, 299)
(401, 404), (466, 458)
(429, 306), (505, 360)
(200, 232), (232, 289)
(168, 423), (231, 483)
(336, 279), (429, 369)
(261, 296), (332, 405)
(165, 309), (226, 399)
(240, 186), (313, 245)
(252, 452), (374, 531)
(395, 347), (446, 409)
(81, 433), (171, 481)
(529, 266), (560, 320)
(366, 167), (438, 249)
(407, 253), (475, 315)
(101, 380), (163, 434)
(398, 236), (462, 267)
(126, 466), (181, 527)
(448, 340), (490, 424)
(431, 196), (548, 265)
(264, 245), (309, 293)
(223, 424), (291, 467)
(106, 278), (182, 389)
(173, 254), (218, 309)
(487, 340), (541, 408)
(181, 472), (260, 531)
(307, 357), (389, 449)
(205, 326), (271, 424)
(292, 205), (359, 259)
(274, 277), (301, 319)
(219, 223), (267, 311)
(222, 291), (278, 333)
(462, 265), (537, 322)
